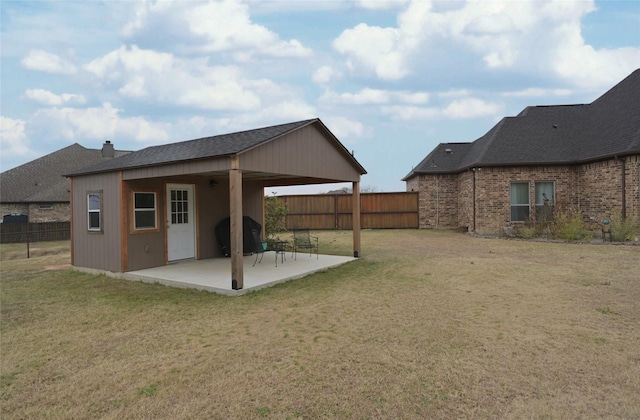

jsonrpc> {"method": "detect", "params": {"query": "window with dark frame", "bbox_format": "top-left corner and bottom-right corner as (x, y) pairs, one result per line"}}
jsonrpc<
(535, 181), (555, 222)
(510, 182), (530, 222)
(88, 193), (101, 231)
(133, 192), (157, 230)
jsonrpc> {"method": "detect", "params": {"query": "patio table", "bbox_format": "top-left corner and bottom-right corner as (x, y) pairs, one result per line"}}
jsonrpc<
(272, 240), (289, 267)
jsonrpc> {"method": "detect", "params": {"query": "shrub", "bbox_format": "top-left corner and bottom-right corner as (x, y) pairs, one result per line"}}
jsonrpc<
(608, 213), (639, 242)
(551, 209), (588, 241)
(264, 194), (288, 239)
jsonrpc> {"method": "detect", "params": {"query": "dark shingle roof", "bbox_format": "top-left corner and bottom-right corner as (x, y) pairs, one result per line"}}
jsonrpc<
(68, 119), (320, 176)
(404, 69), (640, 179)
(1, 143), (130, 203)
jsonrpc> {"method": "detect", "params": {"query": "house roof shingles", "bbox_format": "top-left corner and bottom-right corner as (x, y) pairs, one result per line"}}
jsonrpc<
(1, 143), (129, 203)
(404, 69), (640, 179)
(67, 119), (340, 177)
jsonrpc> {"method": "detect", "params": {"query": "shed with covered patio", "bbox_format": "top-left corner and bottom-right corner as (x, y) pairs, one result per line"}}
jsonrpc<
(67, 118), (367, 291)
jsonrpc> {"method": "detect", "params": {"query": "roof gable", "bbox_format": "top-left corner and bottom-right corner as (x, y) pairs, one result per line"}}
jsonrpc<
(406, 69), (640, 177)
(69, 119), (316, 176)
(1, 143), (129, 203)
(68, 118), (366, 177)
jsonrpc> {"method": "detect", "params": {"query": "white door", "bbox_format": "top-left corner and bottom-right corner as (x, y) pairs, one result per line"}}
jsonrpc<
(166, 183), (196, 261)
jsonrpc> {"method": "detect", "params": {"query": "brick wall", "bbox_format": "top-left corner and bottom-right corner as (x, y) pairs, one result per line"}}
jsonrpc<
(627, 155), (640, 221)
(457, 171), (474, 231)
(473, 166), (578, 233)
(28, 203), (71, 223)
(0, 202), (70, 223)
(1, 203), (29, 217)
(409, 155), (640, 234)
(579, 155), (640, 226)
(413, 174), (459, 229)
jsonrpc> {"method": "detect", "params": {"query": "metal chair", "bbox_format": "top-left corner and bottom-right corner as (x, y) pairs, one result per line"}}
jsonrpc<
(292, 229), (318, 260)
(251, 229), (267, 266)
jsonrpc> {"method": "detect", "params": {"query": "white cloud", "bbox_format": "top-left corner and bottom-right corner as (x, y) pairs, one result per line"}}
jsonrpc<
(321, 88), (429, 105)
(333, 23), (407, 80)
(322, 116), (365, 142)
(23, 89), (86, 106)
(333, 0), (640, 88)
(501, 88), (573, 98)
(0, 116), (33, 162)
(357, 0), (409, 10)
(382, 97), (503, 121)
(441, 98), (504, 119)
(212, 100), (317, 133)
(313, 65), (340, 85)
(381, 105), (440, 121)
(85, 45), (262, 111)
(438, 89), (472, 98)
(20, 50), (77, 75)
(122, 0), (311, 58)
(30, 103), (171, 144)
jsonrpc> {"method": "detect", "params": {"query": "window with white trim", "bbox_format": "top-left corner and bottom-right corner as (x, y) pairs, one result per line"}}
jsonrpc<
(535, 181), (555, 222)
(88, 193), (102, 231)
(133, 192), (157, 230)
(510, 182), (530, 222)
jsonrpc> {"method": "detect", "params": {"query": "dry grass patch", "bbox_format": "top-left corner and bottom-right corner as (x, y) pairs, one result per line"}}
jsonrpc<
(1, 232), (639, 418)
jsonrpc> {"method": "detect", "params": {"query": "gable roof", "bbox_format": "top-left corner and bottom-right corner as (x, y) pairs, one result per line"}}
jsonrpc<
(1, 143), (130, 203)
(404, 69), (640, 179)
(68, 118), (366, 177)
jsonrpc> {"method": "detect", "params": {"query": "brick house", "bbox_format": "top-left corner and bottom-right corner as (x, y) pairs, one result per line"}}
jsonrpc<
(0, 142), (129, 223)
(403, 69), (640, 234)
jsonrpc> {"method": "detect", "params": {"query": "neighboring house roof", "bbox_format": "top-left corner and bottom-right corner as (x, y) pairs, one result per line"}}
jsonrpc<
(404, 69), (640, 179)
(68, 118), (367, 177)
(1, 143), (130, 203)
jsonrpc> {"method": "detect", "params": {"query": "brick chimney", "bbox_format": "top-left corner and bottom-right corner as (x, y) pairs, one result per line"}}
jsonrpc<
(102, 140), (115, 158)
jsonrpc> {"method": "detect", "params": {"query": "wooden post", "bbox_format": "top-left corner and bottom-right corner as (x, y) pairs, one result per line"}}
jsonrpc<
(352, 180), (361, 258)
(229, 157), (243, 290)
(69, 177), (74, 266)
(119, 172), (128, 272)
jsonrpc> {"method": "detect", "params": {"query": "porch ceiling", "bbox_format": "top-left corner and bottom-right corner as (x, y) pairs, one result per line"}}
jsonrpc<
(196, 169), (349, 187)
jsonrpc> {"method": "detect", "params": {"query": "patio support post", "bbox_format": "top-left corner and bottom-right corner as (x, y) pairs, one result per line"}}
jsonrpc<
(229, 156), (243, 290)
(352, 179), (361, 258)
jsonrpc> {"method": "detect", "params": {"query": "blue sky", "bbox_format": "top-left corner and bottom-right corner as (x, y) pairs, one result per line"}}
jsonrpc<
(1, 0), (639, 193)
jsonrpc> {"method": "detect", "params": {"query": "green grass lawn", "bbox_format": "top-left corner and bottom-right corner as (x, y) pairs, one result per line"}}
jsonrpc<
(1, 231), (639, 418)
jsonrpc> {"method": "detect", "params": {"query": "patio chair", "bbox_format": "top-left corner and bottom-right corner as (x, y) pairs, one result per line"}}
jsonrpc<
(292, 229), (318, 260)
(251, 229), (267, 267)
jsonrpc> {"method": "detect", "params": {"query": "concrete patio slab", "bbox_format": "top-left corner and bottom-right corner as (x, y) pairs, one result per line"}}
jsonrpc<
(113, 252), (356, 295)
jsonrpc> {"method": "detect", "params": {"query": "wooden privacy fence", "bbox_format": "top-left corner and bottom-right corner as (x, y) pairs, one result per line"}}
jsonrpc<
(281, 192), (418, 230)
(0, 222), (71, 244)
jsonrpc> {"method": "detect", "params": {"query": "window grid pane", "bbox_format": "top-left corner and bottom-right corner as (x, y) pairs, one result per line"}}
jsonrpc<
(170, 189), (189, 225)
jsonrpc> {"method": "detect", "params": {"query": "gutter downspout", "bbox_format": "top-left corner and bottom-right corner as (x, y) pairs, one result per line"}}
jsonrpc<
(435, 176), (440, 229)
(619, 157), (627, 220)
(472, 168), (477, 232)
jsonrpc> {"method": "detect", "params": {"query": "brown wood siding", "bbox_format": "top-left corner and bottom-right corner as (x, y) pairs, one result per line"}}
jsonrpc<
(241, 125), (361, 182)
(123, 158), (231, 180)
(71, 172), (122, 272)
(197, 176), (229, 259)
(282, 192), (418, 229)
(125, 178), (166, 271)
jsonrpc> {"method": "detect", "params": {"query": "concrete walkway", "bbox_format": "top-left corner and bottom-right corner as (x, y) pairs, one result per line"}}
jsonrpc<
(121, 252), (357, 295)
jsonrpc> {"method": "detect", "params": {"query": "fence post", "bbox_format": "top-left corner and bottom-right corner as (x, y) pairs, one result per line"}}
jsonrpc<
(334, 194), (339, 229)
